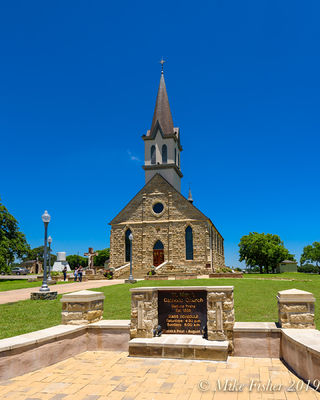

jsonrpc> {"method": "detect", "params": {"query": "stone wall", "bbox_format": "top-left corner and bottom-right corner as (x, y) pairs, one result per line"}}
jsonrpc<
(277, 288), (315, 329)
(130, 288), (158, 338)
(207, 287), (235, 354)
(110, 174), (225, 274)
(130, 286), (234, 354)
(61, 290), (105, 325)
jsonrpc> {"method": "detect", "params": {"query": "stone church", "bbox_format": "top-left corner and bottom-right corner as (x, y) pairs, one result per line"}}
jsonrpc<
(109, 68), (225, 275)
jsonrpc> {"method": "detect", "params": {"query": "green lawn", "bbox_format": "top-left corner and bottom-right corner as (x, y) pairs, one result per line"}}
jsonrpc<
(0, 274), (319, 340)
(0, 279), (72, 292)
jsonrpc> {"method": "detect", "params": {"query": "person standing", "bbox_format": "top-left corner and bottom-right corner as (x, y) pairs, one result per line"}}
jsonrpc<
(78, 265), (83, 282)
(74, 267), (78, 282)
(63, 266), (67, 281)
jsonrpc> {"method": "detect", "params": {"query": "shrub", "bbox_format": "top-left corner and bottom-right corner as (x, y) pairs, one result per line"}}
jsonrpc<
(298, 264), (319, 274)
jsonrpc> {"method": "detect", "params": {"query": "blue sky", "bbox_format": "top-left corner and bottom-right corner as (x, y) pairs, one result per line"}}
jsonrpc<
(1, 0), (319, 267)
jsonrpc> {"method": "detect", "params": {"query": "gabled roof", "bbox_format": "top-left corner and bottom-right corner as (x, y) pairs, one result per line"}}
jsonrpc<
(109, 173), (223, 237)
(148, 72), (174, 137)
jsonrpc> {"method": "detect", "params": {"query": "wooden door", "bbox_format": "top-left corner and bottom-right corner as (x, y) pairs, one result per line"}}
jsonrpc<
(153, 249), (164, 266)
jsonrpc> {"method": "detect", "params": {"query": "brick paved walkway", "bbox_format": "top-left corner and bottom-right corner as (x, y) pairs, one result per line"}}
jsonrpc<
(0, 280), (125, 304)
(1, 351), (319, 399)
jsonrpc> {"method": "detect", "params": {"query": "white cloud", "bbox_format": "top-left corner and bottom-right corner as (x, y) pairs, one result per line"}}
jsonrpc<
(127, 150), (141, 162)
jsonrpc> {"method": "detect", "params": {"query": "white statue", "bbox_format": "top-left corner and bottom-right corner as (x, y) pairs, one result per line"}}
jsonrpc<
(52, 252), (71, 272)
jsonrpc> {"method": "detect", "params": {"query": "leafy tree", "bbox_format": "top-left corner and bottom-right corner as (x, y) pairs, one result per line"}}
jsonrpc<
(94, 248), (110, 266)
(300, 242), (320, 272)
(298, 264), (319, 274)
(66, 255), (88, 270)
(239, 232), (295, 274)
(0, 200), (30, 273)
(23, 246), (57, 265)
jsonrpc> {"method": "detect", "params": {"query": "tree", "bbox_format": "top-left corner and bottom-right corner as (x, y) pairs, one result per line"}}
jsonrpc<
(66, 255), (88, 270)
(239, 232), (295, 274)
(94, 248), (110, 266)
(23, 246), (57, 265)
(300, 242), (320, 273)
(0, 200), (30, 272)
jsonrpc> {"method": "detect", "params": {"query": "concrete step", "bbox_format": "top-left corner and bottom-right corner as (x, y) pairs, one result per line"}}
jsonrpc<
(129, 334), (228, 361)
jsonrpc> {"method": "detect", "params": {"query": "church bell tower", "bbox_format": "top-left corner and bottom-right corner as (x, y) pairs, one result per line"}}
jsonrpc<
(142, 62), (183, 192)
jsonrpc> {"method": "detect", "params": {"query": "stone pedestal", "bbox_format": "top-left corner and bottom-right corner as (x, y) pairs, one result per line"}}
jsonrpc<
(129, 286), (235, 359)
(61, 290), (105, 325)
(52, 252), (71, 272)
(277, 288), (315, 329)
(130, 288), (158, 338)
(207, 287), (234, 340)
(130, 286), (235, 354)
(125, 279), (137, 284)
(30, 291), (58, 300)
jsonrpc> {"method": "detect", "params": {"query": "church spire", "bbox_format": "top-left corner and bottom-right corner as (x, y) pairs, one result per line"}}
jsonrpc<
(149, 62), (174, 136)
(188, 187), (193, 204)
(143, 62), (183, 193)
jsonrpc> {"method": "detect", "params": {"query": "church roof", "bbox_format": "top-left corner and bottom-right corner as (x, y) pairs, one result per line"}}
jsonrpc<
(148, 71), (174, 137)
(109, 173), (223, 238)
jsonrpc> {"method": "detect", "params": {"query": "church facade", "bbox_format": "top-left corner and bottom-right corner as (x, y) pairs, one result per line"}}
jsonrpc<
(109, 69), (225, 275)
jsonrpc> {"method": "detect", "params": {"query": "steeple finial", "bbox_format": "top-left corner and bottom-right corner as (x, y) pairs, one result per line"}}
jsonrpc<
(188, 185), (193, 204)
(160, 58), (166, 74)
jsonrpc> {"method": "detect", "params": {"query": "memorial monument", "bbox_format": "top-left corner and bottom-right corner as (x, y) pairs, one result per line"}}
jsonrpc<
(128, 285), (235, 360)
(52, 252), (71, 272)
(84, 247), (98, 271)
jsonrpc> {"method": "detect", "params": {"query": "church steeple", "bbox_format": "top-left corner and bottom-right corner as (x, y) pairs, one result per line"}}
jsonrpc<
(149, 69), (174, 136)
(142, 63), (183, 192)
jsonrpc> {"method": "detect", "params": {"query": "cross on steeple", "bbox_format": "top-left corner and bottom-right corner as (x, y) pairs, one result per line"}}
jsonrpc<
(160, 58), (166, 74)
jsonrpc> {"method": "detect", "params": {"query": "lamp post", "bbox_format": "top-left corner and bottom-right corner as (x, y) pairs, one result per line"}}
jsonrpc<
(125, 233), (136, 283)
(40, 210), (51, 292)
(47, 236), (52, 283)
(129, 233), (133, 281)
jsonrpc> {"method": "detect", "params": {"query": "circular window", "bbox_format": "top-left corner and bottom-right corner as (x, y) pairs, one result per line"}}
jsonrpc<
(153, 202), (164, 214)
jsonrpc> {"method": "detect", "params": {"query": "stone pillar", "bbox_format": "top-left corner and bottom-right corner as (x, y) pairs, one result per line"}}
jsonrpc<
(130, 288), (158, 339)
(277, 289), (315, 329)
(61, 290), (105, 325)
(207, 286), (234, 353)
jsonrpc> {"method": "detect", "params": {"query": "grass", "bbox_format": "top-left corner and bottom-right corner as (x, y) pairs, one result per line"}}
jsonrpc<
(242, 272), (320, 281)
(0, 273), (319, 340)
(0, 279), (72, 292)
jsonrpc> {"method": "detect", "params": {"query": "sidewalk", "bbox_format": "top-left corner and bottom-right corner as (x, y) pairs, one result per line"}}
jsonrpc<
(2, 351), (319, 399)
(0, 279), (125, 304)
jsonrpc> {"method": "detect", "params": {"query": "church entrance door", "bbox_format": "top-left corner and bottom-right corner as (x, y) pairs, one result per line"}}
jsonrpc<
(153, 240), (164, 267)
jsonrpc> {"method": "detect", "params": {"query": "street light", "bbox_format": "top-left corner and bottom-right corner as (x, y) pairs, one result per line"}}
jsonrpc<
(47, 236), (52, 283)
(128, 233), (135, 282)
(40, 210), (51, 292)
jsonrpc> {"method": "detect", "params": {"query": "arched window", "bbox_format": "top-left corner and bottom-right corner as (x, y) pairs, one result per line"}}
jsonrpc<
(162, 144), (167, 164)
(174, 148), (177, 164)
(125, 229), (132, 262)
(185, 226), (193, 260)
(153, 240), (164, 250)
(151, 145), (156, 165)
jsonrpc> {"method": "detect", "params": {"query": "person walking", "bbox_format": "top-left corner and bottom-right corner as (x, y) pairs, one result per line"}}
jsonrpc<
(78, 265), (83, 282)
(63, 266), (67, 281)
(74, 267), (78, 282)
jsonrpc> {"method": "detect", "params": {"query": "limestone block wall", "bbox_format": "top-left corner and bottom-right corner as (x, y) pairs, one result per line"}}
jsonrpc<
(130, 289), (158, 338)
(110, 220), (224, 273)
(109, 174), (225, 274)
(277, 289), (315, 329)
(61, 290), (105, 325)
(207, 287), (235, 354)
(130, 286), (234, 354)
